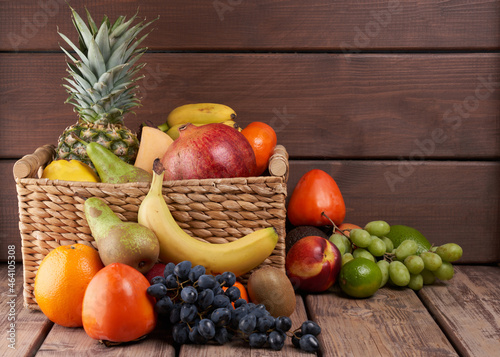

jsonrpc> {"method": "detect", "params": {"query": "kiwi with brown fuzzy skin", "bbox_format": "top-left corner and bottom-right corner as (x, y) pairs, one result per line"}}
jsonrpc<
(286, 225), (328, 254)
(247, 266), (296, 318)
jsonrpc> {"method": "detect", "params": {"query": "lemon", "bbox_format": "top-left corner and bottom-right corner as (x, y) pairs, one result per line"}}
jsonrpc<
(339, 258), (382, 298)
(385, 225), (431, 254)
(41, 159), (100, 182)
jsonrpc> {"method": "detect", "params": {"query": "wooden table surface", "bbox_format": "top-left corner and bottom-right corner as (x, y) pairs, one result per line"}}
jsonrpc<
(1, 264), (499, 357)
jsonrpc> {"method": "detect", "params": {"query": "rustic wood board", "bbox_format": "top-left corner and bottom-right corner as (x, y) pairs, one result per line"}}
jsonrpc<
(2, 263), (500, 356)
(306, 287), (458, 356)
(0, 264), (53, 357)
(2, 160), (499, 263)
(2, 160), (24, 262)
(2, 53), (499, 159)
(286, 160), (500, 264)
(36, 322), (176, 356)
(418, 265), (500, 357)
(178, 295), (312, 356)
(34, 293), (310, 356)
(1, 0), (499, 51)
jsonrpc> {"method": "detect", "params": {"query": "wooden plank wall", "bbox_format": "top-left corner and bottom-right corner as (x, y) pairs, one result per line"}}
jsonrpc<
(1, 0), (499, 263)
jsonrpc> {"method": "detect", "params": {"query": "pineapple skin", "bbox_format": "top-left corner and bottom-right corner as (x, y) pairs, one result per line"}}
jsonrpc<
(56, 122), (139, 169)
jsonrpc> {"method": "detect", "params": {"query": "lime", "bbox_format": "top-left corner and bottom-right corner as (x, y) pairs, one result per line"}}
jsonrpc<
(339, 258), (382, 298)
(385, 225), (431, 254)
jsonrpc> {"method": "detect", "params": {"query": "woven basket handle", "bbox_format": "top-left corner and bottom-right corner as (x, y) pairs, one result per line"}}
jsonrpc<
(268, 144), (289, 181)
(13, 145), (55, 180)
(12, 144), (288, 180)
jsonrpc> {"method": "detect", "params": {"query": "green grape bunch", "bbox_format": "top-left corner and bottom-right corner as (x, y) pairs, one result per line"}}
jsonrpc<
(329, 220), (464, 294)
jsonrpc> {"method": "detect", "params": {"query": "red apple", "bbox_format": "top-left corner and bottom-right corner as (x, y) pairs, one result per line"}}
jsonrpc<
(144, 262), (166, 284)
(285, 236), (342, 292)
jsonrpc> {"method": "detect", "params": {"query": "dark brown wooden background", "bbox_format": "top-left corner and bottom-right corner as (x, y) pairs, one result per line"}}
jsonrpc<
(1, 0), (499, 263)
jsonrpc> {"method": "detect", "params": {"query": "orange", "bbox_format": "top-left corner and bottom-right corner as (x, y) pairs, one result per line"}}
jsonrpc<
(223, 281), (249, 305)
(241, 122), (277, 176)
(34, 243), (104, 327)
(234, 281), (249, 302)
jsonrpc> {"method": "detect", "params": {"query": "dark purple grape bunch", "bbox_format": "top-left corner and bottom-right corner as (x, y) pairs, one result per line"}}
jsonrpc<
(146, 260), (321, 352)
(291, 320), (322, 352)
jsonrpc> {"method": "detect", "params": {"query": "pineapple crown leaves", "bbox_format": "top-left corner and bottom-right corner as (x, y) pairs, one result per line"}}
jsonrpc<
(59, 6), (158, 125)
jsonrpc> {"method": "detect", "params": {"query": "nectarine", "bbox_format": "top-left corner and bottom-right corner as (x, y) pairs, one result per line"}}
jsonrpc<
(285, 236), (342, 292)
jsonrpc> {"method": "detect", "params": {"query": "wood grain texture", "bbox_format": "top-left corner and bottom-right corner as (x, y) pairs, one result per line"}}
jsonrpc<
(37, 323), (176, 356)
(178, 295), (311, 356)
(0, 264), (53, 357)
(3, 160), (499, 263)
(1, 53), (499, 159)
(1, 0), (499, 51)
(34, 293), (309, 356)
(418, 265), (500, 357)
(306, 287), (458, 356)
(1, 161), (22, 262)
(286, 160), (500, 264)
(1, 262), (499, 355)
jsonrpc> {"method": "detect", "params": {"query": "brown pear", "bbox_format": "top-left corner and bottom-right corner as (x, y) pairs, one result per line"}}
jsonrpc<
(84, 197), (159, 274)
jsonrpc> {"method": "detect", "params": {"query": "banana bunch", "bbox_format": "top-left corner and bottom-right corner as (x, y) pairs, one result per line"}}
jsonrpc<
(159, 103), (241, 140)
(138, 159), (279, 276)
(166, 120), (239, 140)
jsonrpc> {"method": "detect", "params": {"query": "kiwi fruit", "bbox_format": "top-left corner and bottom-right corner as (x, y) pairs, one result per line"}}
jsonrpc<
(247, 266), (296, 317)
(286, 225), (328, 254)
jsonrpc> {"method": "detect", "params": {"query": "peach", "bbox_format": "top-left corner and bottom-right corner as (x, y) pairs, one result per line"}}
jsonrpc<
(336, 222), (362, 237)
(285, 236), (342, 292)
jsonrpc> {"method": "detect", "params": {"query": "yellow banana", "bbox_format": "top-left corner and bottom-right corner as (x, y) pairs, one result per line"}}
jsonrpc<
(157, 122), (169, 132)
(166, 120), (240, 140)
(231, 120), (243, 132)
(166, 103), (237, 128)
(137, 160), (279, 276)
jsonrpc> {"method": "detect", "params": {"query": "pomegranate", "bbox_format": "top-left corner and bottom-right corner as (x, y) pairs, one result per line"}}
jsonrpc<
(161, 123), (257, 180)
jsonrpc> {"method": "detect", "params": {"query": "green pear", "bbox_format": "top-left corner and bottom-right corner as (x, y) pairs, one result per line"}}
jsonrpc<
(72, 133), (152, 183)
(84, 197), (159, 274)
(87, 142), (152, 183)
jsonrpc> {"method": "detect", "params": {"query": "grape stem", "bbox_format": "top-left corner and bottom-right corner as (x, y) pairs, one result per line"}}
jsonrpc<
(321, 212), (354, 245)
(170, 289), (180, 301)
(290, 328), (303, 339)
(383, 252), (396, 262)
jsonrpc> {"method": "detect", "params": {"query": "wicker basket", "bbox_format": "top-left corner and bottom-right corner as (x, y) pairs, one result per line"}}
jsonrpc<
(14, 144), (289, 310)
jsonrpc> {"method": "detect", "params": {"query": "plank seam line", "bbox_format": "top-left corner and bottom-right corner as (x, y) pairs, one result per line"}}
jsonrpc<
(1, 157), (500, 163)
(1, 49), (500, 55)
(28, 320), (55, 357)
(415, 288), (463, 357)
(301, 294), (323, 357)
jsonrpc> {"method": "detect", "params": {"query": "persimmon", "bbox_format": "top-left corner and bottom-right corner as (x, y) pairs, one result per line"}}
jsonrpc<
(287, 169), (346, 227)
(82, 263), (156, 343)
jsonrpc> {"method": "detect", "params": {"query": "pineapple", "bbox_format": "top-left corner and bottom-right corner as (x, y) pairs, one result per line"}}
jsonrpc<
(55, 6), (156, 167)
